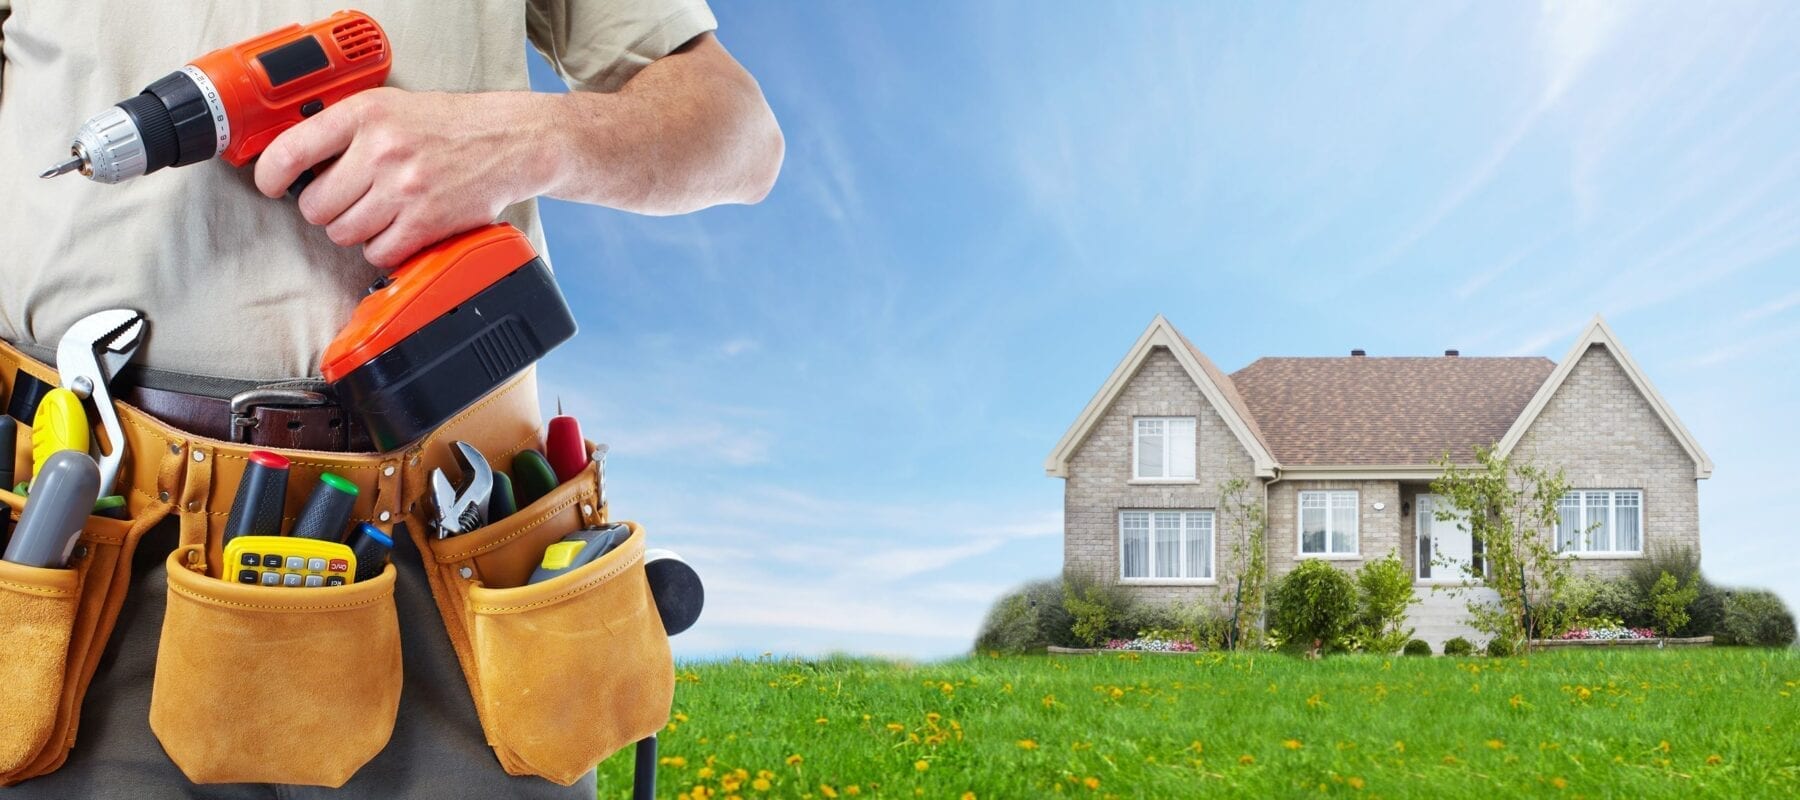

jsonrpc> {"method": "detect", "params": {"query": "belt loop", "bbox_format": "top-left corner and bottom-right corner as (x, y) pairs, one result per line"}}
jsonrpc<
(372, 454), (405, 531)
(177, 441), (216, 552)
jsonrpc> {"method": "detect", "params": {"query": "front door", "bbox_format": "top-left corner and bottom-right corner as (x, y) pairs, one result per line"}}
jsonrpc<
(1416, 494), (1482, 584)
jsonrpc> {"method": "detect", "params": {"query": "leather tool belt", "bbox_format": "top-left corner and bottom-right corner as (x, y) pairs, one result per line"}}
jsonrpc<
(0, 340), (674, 788)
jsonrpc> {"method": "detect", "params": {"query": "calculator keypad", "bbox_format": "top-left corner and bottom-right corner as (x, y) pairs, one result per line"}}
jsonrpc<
(235, 550), (353, 589)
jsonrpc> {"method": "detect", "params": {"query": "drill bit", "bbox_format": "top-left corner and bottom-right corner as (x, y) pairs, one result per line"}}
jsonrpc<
(40, 157), (83, 179)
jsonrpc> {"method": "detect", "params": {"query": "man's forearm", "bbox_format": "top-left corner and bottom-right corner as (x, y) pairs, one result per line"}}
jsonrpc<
(532, 34), (783, 215)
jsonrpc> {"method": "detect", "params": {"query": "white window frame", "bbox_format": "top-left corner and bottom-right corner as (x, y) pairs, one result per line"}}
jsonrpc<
(1554, 489), (1644, 556)
(1119, 509), (1215, 584)
(1131, 417), (1197, 482)
(1297, 490), (1359, 558)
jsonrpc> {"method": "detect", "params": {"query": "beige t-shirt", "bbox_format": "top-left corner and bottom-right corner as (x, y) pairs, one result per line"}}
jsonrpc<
(0, 0), (715, 381)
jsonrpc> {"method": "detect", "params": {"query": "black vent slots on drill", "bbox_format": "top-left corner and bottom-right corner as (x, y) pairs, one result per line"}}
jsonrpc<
(332, 19), (385, 61)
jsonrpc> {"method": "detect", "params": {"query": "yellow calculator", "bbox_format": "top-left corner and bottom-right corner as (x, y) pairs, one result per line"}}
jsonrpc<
(222, 536), (358, 588)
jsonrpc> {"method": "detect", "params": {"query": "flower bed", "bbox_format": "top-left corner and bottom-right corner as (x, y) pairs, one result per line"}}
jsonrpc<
(1556, 626), (1657, 641)
(1103, 637), (1197, 653)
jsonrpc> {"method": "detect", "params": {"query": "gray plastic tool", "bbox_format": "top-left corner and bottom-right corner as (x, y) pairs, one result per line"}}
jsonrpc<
(526, 523), (627, 585)
(3, 450), (100, 568)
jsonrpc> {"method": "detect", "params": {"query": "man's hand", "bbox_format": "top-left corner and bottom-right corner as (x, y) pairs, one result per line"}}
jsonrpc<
(254, 34), (783, 270)
(256, 88), (536, 268)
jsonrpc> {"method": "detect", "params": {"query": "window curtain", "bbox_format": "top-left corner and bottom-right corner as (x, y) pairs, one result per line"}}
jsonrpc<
(1185, 512), (1212, 579)
(1121, 512), (1149, 577)
(1153, 512), (1182, 577)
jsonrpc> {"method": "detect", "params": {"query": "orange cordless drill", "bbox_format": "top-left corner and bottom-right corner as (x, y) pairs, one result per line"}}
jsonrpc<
(43, 10), (577, 450)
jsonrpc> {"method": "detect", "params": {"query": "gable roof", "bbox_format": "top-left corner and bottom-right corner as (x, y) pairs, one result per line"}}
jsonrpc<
(1495, 315), (1713, 479)
(1044, 316), (1279, 478)
(1230, 356), (1555, 466)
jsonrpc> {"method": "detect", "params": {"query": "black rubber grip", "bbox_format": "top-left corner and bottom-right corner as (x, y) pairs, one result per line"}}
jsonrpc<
(286, 168), (318, 200)
(118, 94), (177, 174)
(222, 457), (290, 544)
(289, 479), (356, 542)
(144, 71), (219, 168)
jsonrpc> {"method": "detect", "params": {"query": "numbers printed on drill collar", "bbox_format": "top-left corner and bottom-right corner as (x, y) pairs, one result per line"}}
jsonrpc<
(223, 535), (357, 588)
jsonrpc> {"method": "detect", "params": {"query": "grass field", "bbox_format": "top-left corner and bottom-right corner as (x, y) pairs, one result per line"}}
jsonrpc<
(596, 648), (1800, 799)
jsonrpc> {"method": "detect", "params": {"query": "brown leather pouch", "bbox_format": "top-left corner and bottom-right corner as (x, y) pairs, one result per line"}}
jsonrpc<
(149, 545), (401, 786)
(396, 374), (674, 785)
(0, 344), (177, 786)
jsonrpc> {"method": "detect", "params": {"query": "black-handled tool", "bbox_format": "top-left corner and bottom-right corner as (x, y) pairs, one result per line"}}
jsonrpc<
(223, 450), (290, 546)
(3, 450), (99, 568)
(290, 472), (359, 542)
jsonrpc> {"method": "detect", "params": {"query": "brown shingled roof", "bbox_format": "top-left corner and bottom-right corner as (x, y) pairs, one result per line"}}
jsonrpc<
(1229, 356), (1555, 466)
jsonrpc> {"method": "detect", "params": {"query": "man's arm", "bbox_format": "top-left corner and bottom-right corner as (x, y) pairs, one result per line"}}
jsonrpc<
(254, 33), (782, 269)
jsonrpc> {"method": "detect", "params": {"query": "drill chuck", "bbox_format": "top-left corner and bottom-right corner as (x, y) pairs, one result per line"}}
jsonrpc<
(49, 65), (227, 184)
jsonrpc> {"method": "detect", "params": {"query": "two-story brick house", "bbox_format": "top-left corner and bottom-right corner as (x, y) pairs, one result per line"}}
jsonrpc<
(1045, 315), (1710, 646)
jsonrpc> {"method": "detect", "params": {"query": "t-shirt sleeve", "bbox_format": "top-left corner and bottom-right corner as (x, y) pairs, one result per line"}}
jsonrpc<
(526, 0), (718, 93)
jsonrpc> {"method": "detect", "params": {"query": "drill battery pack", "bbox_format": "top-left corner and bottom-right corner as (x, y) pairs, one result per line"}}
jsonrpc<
(321, 224), (576, 451)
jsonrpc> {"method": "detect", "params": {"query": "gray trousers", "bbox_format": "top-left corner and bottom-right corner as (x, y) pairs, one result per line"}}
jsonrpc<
(3, 521), (597, 799)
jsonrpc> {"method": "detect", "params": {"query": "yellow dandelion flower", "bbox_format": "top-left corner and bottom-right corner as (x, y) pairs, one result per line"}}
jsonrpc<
(1189, 741), (1204, 753)
(698, 767), (716, 779)
(940, 682), (956, 695)
(1576, 686), (1592, 701)
(816, 717), (829, 726)
(757, 770), (775, 780)
(1442, 755), (1458, 765)
(1706, 754), (1723, 765)
(1238, 754), (1255, 765)
(1043, 693), (1057, 708)
(886, 723), (905, 732)
(721, 777), (742, 792)
(1348, 776), (1365, 790)
(1017, 739), (1039, 750)
(1486, 740), (1504, 750)
(751, 777), (771, 791)
(845, 787), (860, 797)
(661, 756), (688, 768)
(1394, 741), (1406, 753)
(926, 712), (942, 724)
(1657, 740), (1671, 753)
(1509, 694), (1525, 709)
(735, 768), (750, 780)
(1306, 693), (1324, 709)
(961, 794), (976, 800)
(915, 759), (930, 772)
(1109, 687), (1124, 700)
(1551, 777), (1567, 789)
(785, 754), (803, 767)
(820, 784), (838, 799)
(1283, 739), (1303, 750)
(1083, 777), (1100, 790)
(674, 712), (690, 723)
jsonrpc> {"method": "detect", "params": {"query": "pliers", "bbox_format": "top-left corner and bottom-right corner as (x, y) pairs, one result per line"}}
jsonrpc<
(431, 441), (492, 538)
(52, 309), (146, 501)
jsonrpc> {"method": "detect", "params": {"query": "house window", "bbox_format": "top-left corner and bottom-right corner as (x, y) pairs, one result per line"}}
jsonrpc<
(1555, 490), (1643, 554)
(1120, 510), (1213, 581)
(1299, 491), (1358, 555)
(1133, 417), (1196, 480)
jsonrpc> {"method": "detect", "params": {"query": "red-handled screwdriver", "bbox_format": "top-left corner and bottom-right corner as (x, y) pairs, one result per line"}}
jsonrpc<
(545, 400), (587, 484)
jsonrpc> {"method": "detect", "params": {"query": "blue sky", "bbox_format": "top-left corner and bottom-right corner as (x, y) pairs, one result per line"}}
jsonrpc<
(526, 2), (1800, 660)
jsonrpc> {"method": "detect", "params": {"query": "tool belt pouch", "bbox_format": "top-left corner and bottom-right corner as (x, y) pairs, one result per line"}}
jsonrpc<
(404, 382), (673, 785)
(149, 545), (401, 786)
(0, 345), (176, 786)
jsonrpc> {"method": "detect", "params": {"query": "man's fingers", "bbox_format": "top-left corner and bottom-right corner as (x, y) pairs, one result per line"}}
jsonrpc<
(324, 190), (398, 250)
(253, 100), (362, 198)
(362, 216), (439, 270)
(295, 157), (374, 227)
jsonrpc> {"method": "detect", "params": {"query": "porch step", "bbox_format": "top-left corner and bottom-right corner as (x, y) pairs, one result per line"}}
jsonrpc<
(1405, 585), (1499, 653)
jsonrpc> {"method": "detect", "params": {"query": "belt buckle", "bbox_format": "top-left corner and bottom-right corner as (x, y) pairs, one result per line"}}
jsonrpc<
(229, 388), (330, 444)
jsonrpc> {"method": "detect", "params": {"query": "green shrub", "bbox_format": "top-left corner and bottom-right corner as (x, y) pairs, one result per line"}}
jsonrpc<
(1649, 571), (1698, 639)
(1269, 560), (1358, 653)
(1402, 639), (1432, 657)
(1443, 637), (1474, 657)
(973, 577), (1080, 652)
(1063, 574), (1135, 647)
(1485, 636), (1516, 658)
(1353, 553), (1416, 655)
(1581, 577), (1652, 630)
(1722, 590), (1798, 648)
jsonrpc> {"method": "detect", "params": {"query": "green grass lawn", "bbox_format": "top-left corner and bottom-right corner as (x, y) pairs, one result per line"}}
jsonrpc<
(596, 648), (1800, 799)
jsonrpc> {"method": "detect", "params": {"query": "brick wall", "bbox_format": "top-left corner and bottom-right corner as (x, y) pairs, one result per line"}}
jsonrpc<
(1265, 480), (1403, 580)
(1062, 346), (1256, 608)
(1513, 344), (1700, 579)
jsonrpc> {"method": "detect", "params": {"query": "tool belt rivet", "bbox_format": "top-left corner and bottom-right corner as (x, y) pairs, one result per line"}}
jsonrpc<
(378, 510), (391, 522)
(193, 451), (204, 463)
(458, 566), (473, 579)
(158, 491), (170, 502)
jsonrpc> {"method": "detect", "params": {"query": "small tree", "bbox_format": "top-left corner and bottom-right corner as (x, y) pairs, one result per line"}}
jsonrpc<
(1431, 446), (1578, 652)
(1217, 475), (1269, 650)
(1649, 571), (1698, 645)
(1353, 553), (1417, 655)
